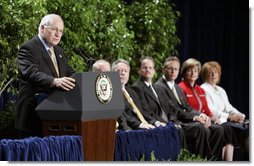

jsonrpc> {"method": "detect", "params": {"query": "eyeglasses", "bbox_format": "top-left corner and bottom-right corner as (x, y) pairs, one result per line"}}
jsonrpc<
(44, 25), (64, 35)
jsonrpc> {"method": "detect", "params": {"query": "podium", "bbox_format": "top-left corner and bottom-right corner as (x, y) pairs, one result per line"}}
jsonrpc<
(36, 72), (124, 161)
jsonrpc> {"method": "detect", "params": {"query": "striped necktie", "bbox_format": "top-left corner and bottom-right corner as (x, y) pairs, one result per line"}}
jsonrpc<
(172, 86), (181, 104)
(122, 88), (148, 124)
(49, 47), (59, 77)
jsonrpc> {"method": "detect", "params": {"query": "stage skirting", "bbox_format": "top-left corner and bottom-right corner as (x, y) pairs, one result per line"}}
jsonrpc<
(0, 122), (180, 161)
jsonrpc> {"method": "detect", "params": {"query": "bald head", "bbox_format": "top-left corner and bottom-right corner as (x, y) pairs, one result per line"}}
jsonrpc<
(92, 59), (111, 72)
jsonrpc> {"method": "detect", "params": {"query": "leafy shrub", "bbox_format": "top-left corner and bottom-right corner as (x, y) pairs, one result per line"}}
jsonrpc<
(128, 149), (207, 161)
(0, 0), (180, 92)
(0, 101), (16, 130)
(177, 149), (208, 161)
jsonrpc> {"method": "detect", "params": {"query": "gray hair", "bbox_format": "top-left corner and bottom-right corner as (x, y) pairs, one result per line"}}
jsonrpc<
(112, 59), (130, 71)
(38, 14), (63, 32)
(92, 59), (111, 72)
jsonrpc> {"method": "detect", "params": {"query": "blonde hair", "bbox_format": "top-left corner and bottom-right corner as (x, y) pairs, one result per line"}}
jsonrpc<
(181, 58), (201, 76)
(201, 61), (222, 84)
(163, 56), (180, 69)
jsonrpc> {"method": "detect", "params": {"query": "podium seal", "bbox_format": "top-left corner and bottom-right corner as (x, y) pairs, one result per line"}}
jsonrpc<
(95, 73), (113, 104)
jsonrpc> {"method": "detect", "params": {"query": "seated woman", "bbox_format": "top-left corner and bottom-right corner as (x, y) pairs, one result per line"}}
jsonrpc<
(200, 61), (249, 160)
(200, 61), (246, 123)
(178, 58), (237, 161)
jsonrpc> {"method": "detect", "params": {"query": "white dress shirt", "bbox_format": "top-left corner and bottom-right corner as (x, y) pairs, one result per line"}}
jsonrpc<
(144, 81), (158, 98)
(162, 75), (175, 90)
(201, 82), (241, 123)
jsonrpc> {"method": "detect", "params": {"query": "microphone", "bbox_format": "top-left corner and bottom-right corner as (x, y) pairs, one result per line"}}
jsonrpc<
(73, 47), (93, 62)
(73, 47), (95, 70)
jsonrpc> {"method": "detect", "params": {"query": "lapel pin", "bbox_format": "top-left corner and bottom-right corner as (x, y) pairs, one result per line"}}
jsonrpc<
(59, 54), (62, 58)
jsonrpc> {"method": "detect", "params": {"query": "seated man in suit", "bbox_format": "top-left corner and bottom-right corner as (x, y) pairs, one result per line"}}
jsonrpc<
(154, 56), (224, 160)
(132, 56), (185, 147)
(112, 59), (166, 130)
(132, 56), (170, 123)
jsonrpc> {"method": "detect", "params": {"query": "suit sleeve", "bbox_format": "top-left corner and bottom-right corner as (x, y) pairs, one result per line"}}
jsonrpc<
(157, 85), (197, 122)
(131, 85), (161, 122)
(117, 111), (134, 130)
(18, 43), (54, 87)
(129, 87), (157, 125)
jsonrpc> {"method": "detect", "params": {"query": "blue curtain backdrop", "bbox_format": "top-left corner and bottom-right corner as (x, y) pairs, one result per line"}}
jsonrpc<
(171, 0), (249, 118)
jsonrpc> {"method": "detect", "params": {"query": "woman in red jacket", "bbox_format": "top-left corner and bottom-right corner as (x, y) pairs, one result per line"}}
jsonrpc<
(178, 58), (236, 161)
(178, 59), (213, 118)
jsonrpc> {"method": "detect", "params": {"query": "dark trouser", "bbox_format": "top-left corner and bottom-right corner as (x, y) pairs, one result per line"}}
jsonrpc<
(225, 122), (249, 161)
(174, 124), (187, 149)
(182, 122), (212, 159)
(208, 124), (224, 160)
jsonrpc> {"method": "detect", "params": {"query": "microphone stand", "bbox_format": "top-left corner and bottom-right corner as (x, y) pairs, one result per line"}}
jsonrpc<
(73, 48), (95, 71)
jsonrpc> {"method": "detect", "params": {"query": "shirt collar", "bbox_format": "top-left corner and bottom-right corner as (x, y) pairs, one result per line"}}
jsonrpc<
(205, 82), (219, 91)
(163, 75), (175, 89)
(144, 81), (151, 87)
(38, 34), (51, 51)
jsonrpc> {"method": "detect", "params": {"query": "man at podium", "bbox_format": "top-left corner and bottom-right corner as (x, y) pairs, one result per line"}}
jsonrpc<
(16, 14), (76, 137)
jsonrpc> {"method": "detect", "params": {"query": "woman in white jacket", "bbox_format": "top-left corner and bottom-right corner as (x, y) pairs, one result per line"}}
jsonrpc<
(201, 61), (249, 161)
(200, 61), (245, 123)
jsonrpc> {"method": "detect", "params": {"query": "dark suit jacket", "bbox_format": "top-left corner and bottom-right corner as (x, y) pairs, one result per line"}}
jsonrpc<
(155, 77), (200, 123)
(117, 86), (157, 130)
(16, 35), (75, 136)
(132, 79), (169, 123)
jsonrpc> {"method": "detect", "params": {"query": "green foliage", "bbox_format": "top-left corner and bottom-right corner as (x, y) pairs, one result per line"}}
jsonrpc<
(177, 149), (208, 161)
(0, 0), (47, 92)
(128, 149), (208, 161)
(46, 0), (135, 72)
(0, 101), (16, 130)
(0, 0), (179, 92)
(125, 0), (180, 83)
(140, 151), (157, 161)
(128, 151), (158, 161)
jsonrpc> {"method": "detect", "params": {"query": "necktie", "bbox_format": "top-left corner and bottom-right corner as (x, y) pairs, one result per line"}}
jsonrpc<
(172, 86), (181, 104)
(49, 47), (59, 77)
(149, 84), (158, 98)
(122, 88), (148, 124)
(149, 85), (168, 122)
